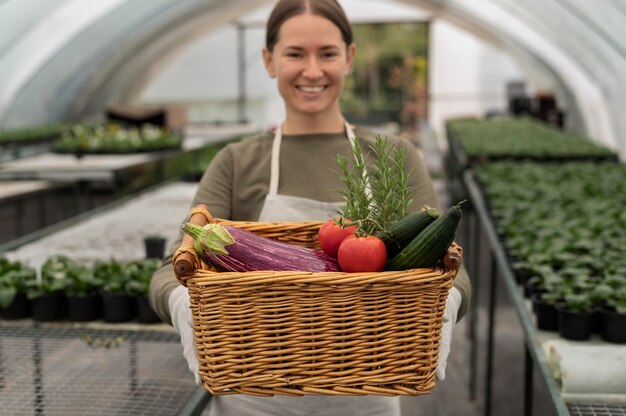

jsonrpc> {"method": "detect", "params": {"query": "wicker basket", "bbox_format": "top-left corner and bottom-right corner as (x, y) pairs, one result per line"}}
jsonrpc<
(174, 206), (460, 397)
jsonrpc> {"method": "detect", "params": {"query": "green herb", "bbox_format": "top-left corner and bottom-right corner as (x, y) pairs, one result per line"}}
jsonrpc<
(124, 259), (160, 297)
(337, 138), (370, 230)
(52, 123), (182, 154)
(95, 258), (128, 295)
(448, 117), (616, 160)
(26, 255), (73, 299)
(608, 287), (626, 315)
(562, 292), (593, 313)
(65, 265), (102, 297)
(0, 259), (36, 308)
(337, 135), (414, 235)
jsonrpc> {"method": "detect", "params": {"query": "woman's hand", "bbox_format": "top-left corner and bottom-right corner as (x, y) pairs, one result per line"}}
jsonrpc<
(169, 285), (201, 386)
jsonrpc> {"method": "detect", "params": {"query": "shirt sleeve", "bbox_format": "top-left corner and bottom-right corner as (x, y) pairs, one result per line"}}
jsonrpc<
(149, 145), (236, 324)
(192, 145), (235, 220)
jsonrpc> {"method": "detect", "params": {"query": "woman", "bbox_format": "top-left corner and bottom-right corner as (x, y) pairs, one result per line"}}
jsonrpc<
(150, 1), (471, 414)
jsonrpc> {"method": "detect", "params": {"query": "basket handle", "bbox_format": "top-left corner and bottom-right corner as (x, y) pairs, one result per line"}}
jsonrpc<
(173, 204), (215, 284)
(443, 243), (463, 272)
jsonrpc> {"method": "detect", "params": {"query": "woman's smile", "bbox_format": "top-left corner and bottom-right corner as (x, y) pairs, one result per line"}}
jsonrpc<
(296, 84), (327, 95)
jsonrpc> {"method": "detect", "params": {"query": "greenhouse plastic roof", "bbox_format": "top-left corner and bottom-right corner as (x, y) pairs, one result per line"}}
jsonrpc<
(1, 0), (625, 159)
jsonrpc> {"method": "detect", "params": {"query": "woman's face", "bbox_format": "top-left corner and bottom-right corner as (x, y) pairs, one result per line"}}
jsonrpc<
(263, 13), (355, 120)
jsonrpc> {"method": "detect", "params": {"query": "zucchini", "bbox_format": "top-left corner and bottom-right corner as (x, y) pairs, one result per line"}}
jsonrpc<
(183, 222), (341, 272)
(376, 206), (440, 258)
(386, 201), (464, 270)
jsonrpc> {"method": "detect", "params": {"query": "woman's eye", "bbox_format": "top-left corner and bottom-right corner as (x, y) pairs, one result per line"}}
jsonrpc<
(322, 52), (338, 60)
(287, 52), (302, 58)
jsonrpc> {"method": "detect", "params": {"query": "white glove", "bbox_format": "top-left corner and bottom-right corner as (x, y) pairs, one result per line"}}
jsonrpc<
(169, 285), (201, 386)
(436, 286), (462, 381)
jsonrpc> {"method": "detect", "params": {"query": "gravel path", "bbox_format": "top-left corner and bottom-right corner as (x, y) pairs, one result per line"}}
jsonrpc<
(6, 181), (198, 270)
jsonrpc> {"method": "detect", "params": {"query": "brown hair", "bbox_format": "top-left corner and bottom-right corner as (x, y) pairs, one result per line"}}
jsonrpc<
(265, 0), (353, 52)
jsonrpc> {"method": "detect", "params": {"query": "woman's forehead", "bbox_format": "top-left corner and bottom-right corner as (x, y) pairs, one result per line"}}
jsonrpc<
(276, 13), (344, 48)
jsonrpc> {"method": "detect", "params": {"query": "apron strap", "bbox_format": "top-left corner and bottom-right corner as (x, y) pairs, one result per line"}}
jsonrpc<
(269, 126), (283, 196)
(345, 122), (357, 148)
(269, 121), (360, 197)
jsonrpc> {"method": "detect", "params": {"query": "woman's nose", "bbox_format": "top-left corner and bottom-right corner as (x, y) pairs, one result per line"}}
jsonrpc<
(302, 57), (323, 78)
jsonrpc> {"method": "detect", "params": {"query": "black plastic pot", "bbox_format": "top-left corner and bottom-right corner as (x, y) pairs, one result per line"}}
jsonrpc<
(590, 309), (603, 335)
(599, 309), (626, 344)
(32, 292), (66, 321)
(135, 296), (161, 324)
(532, 295), (559, 331)
(2, 292), (32, 320)
(67, 294), (101, 322)
(524, 280), (546, 299)
(557, 306), (593, 341)
(513, 265), (533, 286)
(101, 293), (135, 323)
(144, 236), (166, 259)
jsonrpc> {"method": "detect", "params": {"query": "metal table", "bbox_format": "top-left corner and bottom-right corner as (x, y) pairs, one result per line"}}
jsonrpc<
(461, 170), (626, 416)
(0, 181), (80, 245)
(0, 134), (237, 196)
(568, 404), (626, 416)
(0, 321), (210, 415)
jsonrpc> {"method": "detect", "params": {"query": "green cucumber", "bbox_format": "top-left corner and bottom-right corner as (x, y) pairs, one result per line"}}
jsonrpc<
(376, 206), (440, 258)
(386, 201), (464, 270)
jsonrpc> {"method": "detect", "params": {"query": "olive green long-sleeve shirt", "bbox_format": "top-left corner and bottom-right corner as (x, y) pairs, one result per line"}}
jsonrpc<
(149, 126), (471, 324)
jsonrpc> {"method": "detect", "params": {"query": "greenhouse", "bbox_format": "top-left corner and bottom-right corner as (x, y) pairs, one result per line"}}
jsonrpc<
(1, 1), (625, 415)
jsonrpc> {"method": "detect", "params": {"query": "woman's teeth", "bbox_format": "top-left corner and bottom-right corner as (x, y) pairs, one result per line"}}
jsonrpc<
(299, 86), (324, 93)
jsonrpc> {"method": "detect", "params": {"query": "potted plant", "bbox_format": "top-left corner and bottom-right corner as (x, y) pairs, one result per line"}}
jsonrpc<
(65, 264), (103, 322)
(96, 259), (135, 323)
(532, 288), (562, 332)
(124, 259), (161, 323)
(588, 281), (614, 335)
(598, 279), (626, 344)
(0, 258), (36, 320)
(524, 266), (559, 299)
(26, 256), (72, 321)
(556, 292), (594, 341)
(511, 260), (533, 287)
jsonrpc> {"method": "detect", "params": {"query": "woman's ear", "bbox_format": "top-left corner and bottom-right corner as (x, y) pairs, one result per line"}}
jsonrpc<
(262, 48), (276, 78)
(345, 43), (356, 75)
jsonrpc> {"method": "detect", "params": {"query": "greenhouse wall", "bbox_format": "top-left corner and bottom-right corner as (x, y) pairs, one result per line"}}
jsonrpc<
(428, 20), (524, 150)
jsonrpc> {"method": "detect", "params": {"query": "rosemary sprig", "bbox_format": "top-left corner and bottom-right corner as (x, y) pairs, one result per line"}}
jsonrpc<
(338, 135), (415, 235)
(337, 137), (370, 226)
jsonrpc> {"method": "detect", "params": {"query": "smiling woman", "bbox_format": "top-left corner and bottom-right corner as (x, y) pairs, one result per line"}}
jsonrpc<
(262, 13), (355, 132)
(149, 1), (472, 415)
(262, 4), (355, 134)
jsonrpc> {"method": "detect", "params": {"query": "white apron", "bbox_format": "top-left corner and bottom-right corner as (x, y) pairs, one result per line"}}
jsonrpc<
(206, 122), (401, 416)
(256, 122), (358, 222)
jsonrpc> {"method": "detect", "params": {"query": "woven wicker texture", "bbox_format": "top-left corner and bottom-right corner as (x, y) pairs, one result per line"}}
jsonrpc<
(180, 215), (457, 397)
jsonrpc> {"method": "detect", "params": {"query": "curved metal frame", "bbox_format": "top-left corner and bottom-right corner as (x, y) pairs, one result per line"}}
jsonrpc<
(1, 0), (625, 159)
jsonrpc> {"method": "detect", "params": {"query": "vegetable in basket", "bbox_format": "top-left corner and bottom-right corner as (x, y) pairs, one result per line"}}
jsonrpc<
(337, 234), (387, 272)
(317, 217), (357, 257)
(182, 222), (341, 273)
(335, 135), (414, 238)
(374, 206), (440, 258)
(387, 201), (465, 270)
(327, 135), (450, 272)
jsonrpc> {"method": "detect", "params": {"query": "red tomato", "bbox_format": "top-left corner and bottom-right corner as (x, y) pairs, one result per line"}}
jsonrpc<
(337, 235), (387, 272)
(318, 218), (357, 257)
